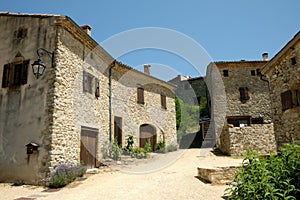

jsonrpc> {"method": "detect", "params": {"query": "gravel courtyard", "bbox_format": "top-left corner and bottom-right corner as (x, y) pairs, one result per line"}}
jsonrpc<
(0, 148), (243, 200)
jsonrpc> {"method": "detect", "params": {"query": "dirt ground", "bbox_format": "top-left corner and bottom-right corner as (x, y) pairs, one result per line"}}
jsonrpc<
(0, 148), (243, 200)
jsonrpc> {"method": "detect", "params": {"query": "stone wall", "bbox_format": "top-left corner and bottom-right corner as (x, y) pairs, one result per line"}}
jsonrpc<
(0, 14), (58, 184)
(219, 123), (277, 156)
(206, 61), (276, 152)
(48, 25), (111, 170)
(111, 64), (177, 148)
(263, 38), (300, 147)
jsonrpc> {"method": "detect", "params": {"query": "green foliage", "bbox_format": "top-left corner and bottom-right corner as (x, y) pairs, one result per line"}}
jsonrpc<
(166, 144), (178, 152)
(131, 147), (147, 159)
(110, 139), (123, 160)
(48, 164), (87, 188)
(226, 143), (300, 200)
(144, 139), (152, 153)
(155, 140), (166, 153)
(176, 98), (200, 142)
(123, 135), (134, 153)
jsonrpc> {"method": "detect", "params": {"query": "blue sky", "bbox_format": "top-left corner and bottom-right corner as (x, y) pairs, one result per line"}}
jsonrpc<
(1, 0), (300, 80)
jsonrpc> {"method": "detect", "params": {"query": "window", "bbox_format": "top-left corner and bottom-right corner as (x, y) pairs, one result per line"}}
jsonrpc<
(256, 69), (261, 76)
(297, 90), (300, 106)
(161, 94), (167, 109)
(239, 87), (250, 103)
(223, 70), (229, 77)
(252, 117), (264, 124)
(83, 71), (93, 93)
(137, 87), (144, 104)
(291, 57), (297, 65)
(2, 60), (29, 88)
(251, 70), (256, 76)
(227, 116), (251, 127)
(95, 78), (100, 98)
(281, 90), (292, 111)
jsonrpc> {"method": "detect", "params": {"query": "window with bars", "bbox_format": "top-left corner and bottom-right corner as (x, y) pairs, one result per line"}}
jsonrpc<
(281, 90), (292, 111)
(161, 94), (167, 109)
(239, 87), (250, 103)
(83, 71), (93, 94)
(2, 60), (29, 88)
(137, 87), (144, 104)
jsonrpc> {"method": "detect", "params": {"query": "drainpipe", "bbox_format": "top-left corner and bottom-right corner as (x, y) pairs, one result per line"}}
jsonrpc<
(109, 60), (116, 143)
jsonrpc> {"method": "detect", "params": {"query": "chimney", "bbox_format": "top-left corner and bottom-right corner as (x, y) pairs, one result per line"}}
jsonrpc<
(262, 53), (268, 61)
(144, 64), (151, 75)
(81, 25), (92, 36)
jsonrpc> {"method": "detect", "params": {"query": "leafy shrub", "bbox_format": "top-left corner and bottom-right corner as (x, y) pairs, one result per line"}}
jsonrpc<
(110, 139), (123, 160)
(48, 164), (87, 188)
(131, 147), (147, 159)
(166, 144), (178, 152)
(155, 140), (166, 153)
(226, 143), (300, 199)
(123, 135), (134, 153)
(144, 139), (152, 153)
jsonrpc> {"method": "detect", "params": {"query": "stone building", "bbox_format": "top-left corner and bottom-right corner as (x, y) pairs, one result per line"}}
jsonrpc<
(262, 31), (300, 147)
(0, 13), (176, 184)
(206, 59), (277, 155)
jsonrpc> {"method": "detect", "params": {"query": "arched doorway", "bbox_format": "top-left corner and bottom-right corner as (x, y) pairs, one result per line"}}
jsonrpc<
(140, 124), (156, 151)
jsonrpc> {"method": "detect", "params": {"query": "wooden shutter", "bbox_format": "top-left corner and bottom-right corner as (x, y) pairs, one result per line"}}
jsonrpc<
(2, 63), (10, 88)
(281, 90), (292, 111)
(137, 87), (144, 104)
(83, 71), (93, 93)
(21, 59), (29, 85)
(161, 94), (167, 109)
(239, 87), (250, 103)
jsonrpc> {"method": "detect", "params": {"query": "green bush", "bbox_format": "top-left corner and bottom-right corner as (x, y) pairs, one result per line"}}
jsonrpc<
(110, 139), (123, 160)
(131, 147), (147, 159)
(155, 140), (166, 153)
(226, 143), (300, 199)
(48, 164), (87, 188)
(166, 144), (178, 152)
(144, 139), (152, 153)
(123, 135), (134, 153)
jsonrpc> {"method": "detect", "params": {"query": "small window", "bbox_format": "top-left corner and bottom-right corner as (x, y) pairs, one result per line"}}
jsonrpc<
(223, 70), (229, 77)
(227, 116), (251, 127)
(2, 60), (29, 88)
(161, 94), (167, 109)
(95, 78), (100, 98)
(297, 90), (300, 106)
(83, 71), (93, 94)
(251, 70), (256, 76)
(137, 87), (144, 104)
(239, 87), (250, 103)
(256, 69), (261, 76)
(252, 117), (264, 124)
(281, 90), (292, 111)
(291, 57), (297, 65)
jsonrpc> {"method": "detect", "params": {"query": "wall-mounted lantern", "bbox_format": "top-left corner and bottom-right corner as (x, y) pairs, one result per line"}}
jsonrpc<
(32, 48), (55, 79)
(25, 142), (39, 154)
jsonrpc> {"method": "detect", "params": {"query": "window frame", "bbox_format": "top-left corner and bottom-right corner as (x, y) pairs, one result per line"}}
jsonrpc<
(2, 60), (29, 88)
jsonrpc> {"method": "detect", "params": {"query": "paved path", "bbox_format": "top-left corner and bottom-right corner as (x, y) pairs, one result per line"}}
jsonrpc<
(0, 148), (243, 200)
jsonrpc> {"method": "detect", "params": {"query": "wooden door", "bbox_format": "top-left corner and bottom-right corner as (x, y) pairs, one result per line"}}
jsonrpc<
(140, 124), (156, 151)
(114, 116), (122, 146)
(80, 127), (98, 168)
